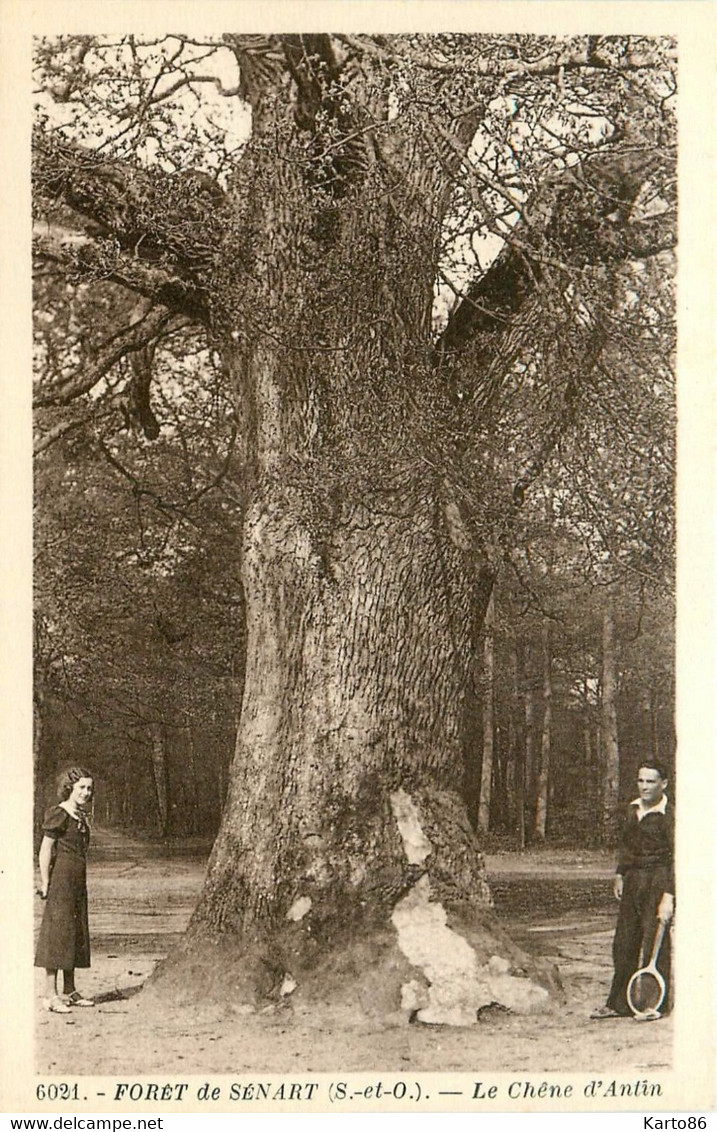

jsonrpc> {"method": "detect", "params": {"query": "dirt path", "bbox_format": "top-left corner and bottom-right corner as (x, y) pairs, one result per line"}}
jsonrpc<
(35, 830), (672, 1075)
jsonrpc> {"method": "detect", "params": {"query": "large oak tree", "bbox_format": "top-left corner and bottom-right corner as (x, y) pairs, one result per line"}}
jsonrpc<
(33, 33), (676, 1026)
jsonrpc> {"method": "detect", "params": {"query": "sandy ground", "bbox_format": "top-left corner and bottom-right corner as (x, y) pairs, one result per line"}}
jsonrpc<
(35, 829), (672, 1075)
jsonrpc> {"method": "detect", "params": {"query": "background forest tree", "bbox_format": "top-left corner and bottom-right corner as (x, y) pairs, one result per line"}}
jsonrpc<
(33, 32), (676, 1024)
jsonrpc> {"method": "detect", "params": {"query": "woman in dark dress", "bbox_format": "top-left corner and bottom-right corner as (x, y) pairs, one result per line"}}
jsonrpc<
(35, 767), (95, 1013)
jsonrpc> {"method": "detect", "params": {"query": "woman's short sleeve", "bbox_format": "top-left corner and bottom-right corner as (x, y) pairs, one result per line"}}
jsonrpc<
(42, 806), (69, 839)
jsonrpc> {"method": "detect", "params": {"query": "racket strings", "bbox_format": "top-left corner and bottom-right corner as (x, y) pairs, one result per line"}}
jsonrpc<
(628, 971), (664, 1014)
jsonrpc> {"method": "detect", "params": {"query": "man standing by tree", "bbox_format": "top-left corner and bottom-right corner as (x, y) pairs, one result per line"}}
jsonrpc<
(592, 763), (674, 1020)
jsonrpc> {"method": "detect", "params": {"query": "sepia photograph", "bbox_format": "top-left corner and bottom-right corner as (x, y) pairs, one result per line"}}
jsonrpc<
(1, 0), (714, 1117)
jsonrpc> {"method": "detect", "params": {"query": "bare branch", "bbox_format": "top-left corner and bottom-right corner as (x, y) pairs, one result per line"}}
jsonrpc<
(336, 34), (675, 81)
(510, 325), (607, 510)
(94, 437), (205, 530)
(33, 415), (86, 456)
(34, 304), (189, 407)
(129, 71), (243, 111)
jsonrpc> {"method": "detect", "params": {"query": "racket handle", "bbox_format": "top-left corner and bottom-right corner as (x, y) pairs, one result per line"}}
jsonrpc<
(649, 918), (668, 967)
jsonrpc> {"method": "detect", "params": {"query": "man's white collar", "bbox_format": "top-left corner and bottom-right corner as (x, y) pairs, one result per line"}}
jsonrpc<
(630, 794), (668, 818)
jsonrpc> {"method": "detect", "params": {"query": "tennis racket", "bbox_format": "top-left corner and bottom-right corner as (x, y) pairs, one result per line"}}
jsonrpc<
(627, 918), (668, 1019)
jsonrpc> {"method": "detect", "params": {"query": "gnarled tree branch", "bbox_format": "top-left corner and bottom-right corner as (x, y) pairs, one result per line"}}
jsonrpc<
(33, 414), (86, 456)
(33, 220), (205, 316)
(436, 146), (676, 361)
(33, 132), (226, 316)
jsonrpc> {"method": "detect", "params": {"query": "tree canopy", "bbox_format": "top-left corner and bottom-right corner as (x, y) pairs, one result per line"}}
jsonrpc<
(34, 34), (676, 501)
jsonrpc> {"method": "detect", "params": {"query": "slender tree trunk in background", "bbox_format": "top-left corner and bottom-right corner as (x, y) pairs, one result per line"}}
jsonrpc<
(584, 715), (593, 771)
(33, 680), (45, 841)
(600, 601), (620, 844)
(150, 721), (169, 837)
(524, 685), (536, 844)
(184, 723), (200, 836)
(509, 645), (525, 850)
(582, 674), (595, 839)
(107, 781), (116, 826)
(122, 757), (131, 825)
(477, 591), (495, 834)
(650, 684), (660, 762)
(217, 760), (226, 819)
(230, 655), (243, 735)
(493, 730), (507, 830)
(595, 721), (604, 844)
(533, 624), (552, 842)
(582, 674), (593, 764)
(504, 722), (517, 840)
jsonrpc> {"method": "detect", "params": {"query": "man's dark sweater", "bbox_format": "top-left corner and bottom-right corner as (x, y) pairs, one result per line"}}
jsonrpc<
(616, 800), (674, 894)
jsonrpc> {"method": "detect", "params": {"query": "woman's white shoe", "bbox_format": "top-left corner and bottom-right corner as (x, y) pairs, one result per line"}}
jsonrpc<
(45, 995), (72, 1014)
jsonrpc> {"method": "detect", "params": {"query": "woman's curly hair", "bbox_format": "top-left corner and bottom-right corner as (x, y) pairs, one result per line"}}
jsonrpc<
(56, 766), (94, 801)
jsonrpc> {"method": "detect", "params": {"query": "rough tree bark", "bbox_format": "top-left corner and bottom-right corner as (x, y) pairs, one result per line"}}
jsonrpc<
(122, 757), (132, 826)
(170, 484), (551, 1025)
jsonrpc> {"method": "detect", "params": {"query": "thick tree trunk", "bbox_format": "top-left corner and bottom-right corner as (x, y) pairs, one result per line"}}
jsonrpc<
(217, 759), (226, 817)
(152, 112), (562, 1021)
(600, 602), (620, 844)
(155, 472), (561, 1023)
(477, 592), (495, 834)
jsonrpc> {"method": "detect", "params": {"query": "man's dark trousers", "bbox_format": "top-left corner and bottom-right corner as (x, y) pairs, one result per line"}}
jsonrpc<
(606, 865), (672, 1016)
